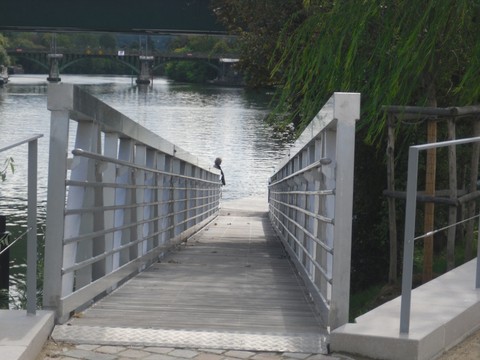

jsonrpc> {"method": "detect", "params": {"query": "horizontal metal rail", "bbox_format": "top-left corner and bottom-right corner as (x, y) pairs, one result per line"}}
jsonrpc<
(72, 148), (220, 185)
(0, 227), (30, 256)
(268, 203), (333, 254)
(64, 197), (218, 245)
(0, 134), (42, 315)
(270, 189), (335, 196)
(0, 134), (43, 153)
(269, 210), (332, 280)
(62, 204), (217, 275)
(269, 197), (334, 224)
(413, 213), (480, 241)
(268, 158), (331, 187)
(400, 136), (480, 334)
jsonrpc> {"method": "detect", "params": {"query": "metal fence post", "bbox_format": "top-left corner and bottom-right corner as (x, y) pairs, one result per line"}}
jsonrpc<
(26, 138), (38, 315)
(399, 147), (420, 334)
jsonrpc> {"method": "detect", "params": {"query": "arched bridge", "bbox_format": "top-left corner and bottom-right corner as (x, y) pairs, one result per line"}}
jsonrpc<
(8, 48), (238, 84)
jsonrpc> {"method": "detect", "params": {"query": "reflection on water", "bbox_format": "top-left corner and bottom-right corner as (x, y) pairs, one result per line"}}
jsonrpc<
(0, 74), (292, 308)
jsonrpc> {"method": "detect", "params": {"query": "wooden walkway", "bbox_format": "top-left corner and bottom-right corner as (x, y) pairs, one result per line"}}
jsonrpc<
(52, 198), (328, 353)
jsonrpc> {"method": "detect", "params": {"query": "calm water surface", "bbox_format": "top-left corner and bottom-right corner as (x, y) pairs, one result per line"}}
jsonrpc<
(0, 74), (291, 306)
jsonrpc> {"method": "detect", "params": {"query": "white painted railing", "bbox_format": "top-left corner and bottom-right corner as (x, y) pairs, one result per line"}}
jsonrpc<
(43, 84), (222, 323)
(268, 93), (360, 331)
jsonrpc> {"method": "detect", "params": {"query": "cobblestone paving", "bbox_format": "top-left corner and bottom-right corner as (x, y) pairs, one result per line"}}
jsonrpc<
(38, 342), (360, 360)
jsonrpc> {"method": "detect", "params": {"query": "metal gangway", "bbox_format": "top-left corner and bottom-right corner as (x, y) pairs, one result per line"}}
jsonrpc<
(1, 86), (361, 358)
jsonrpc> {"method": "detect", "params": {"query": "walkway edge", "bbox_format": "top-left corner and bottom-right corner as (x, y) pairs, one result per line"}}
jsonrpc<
(51, 325), (327, 354)
(0, 310), (55, 360)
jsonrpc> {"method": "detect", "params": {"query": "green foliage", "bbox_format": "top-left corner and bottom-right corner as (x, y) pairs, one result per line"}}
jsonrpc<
(1, 157), (14, 182)
(0, 34), (10, 65)
(165, 61), (216, 83)
(351, 131), (390, 290)
(165, 35), (238, 83)
(349, 283), (383, 321)
(271, 1), (480, 144)
(212, 0), (305, 87)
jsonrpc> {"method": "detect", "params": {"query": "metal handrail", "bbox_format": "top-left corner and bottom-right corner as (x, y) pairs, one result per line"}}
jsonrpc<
(268, 158), (331, 187)
(269, 197), (334, 224)
(400, 136), (480, 334)
(44, 84), (222, 322)
(72, 148), (220, 185)
(0, 134), (43, 152)
(0, 134), (42, 315)
(0, 227), (31, 256)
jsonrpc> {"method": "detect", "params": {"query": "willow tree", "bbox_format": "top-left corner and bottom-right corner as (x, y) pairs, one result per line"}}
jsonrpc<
(212, 0), (305, 87)
(270, 1), (480, 284)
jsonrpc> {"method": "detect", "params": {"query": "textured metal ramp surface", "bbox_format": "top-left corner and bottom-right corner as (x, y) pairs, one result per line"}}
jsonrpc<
(52, 325), (328, 354)
(57, 200), (328, 355)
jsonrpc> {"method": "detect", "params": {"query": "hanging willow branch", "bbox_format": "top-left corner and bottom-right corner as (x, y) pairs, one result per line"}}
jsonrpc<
(270, 0), (480, 145)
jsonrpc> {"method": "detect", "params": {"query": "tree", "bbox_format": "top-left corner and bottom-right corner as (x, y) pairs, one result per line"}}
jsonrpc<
(272, 1), (480, 139)
(99, 34), (117, 51)
(212, 0), (305, 87)
(0, 34), (9, 66)
(271, 1), (480, 284)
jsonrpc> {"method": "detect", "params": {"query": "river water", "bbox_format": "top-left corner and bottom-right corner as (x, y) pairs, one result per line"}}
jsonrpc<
(0, 74), (292, 307)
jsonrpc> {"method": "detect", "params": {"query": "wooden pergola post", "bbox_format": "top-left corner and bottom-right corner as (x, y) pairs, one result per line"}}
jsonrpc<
(386, 114), (398, 283)
(423, 119), (437, 282)
(446, 118), (457, 270)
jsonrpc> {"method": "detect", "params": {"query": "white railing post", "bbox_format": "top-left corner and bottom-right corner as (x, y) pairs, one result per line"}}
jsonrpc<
(134, 144), (147, 262)
(329, 92), (360, 330)
(43, 88), (71, 312)
(103, 132), (119, 275)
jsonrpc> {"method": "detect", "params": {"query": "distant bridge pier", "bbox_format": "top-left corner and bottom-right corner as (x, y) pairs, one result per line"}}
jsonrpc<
(136, 56), (154, 85)
(47, 54), (63, 82)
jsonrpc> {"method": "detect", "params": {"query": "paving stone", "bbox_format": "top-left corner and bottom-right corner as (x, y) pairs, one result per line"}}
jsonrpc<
(144, 354), (185, 360)
(96, 345), (127, 354)
(144, 347), (176, 354)
(76, 344), (102, 351)
(250, 353), (283, 360)
(198, 349), (226, 355)
(223, 350), (256, 359)
(142, 356), (169, 360)
(282, 353), (311, 360)
(305, 355), (339, 360)
(118, 348), (152, 358)
(63, 349), (117, 360)
(169, 349), (199, 358)
(194, 352), (224, 360)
